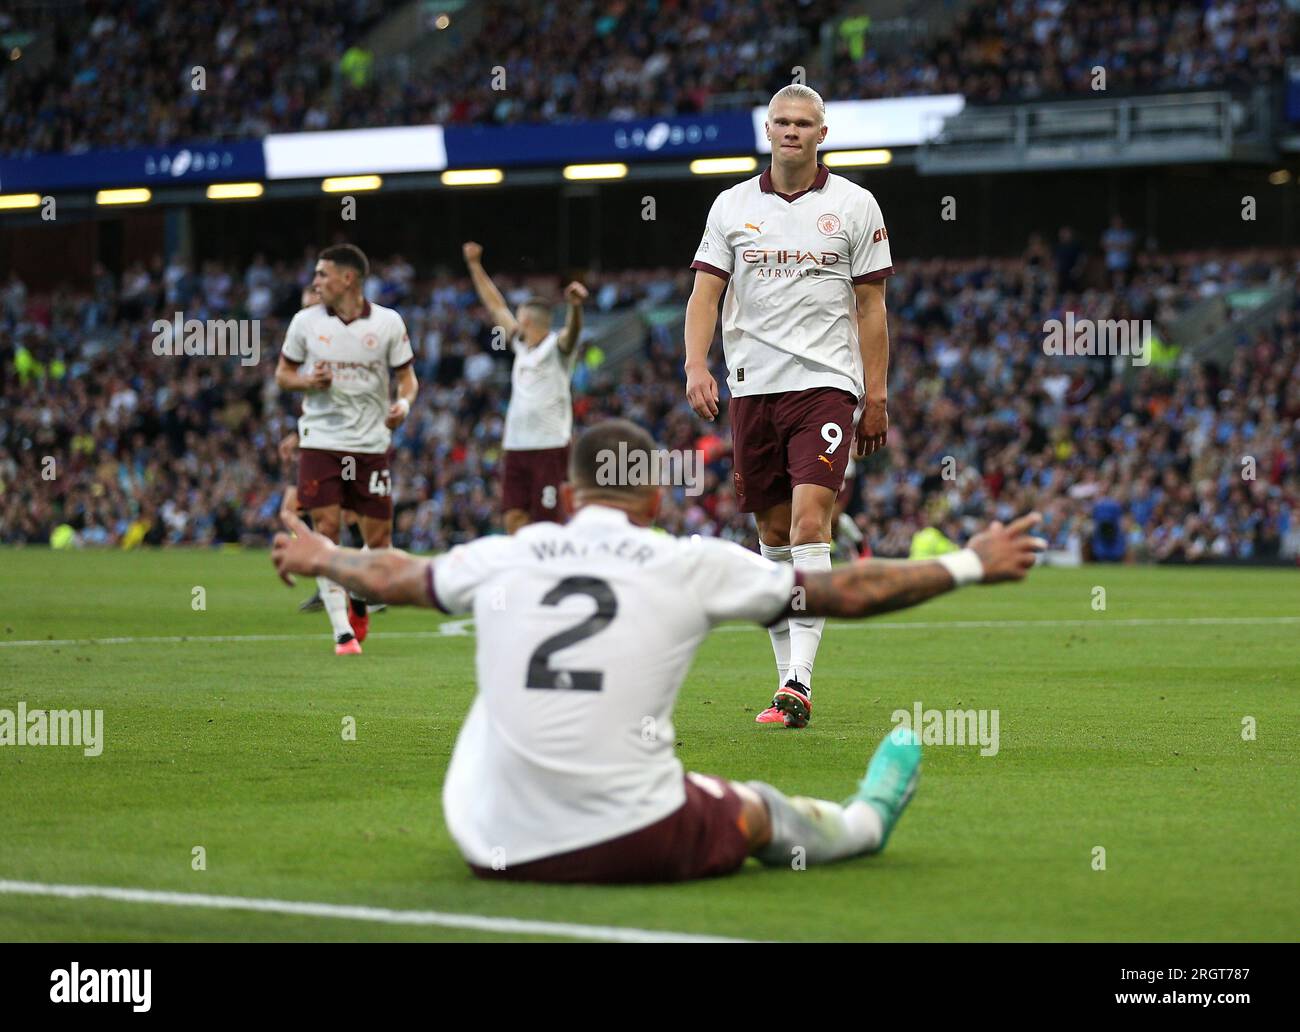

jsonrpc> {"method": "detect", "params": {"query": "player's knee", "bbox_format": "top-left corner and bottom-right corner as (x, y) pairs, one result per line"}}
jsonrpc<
(360, 520), (391, 549)
(755, 515), (791, 547)
(790, 511), (831, 545)
(732, 781), (773, 852)
(311, 510), (342, 542)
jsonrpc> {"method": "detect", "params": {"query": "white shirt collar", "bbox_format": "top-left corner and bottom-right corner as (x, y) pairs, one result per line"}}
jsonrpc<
(571, 503), (633, 526)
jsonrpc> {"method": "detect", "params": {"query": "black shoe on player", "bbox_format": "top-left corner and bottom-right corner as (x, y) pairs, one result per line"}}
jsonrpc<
(298, 590), (323, 613)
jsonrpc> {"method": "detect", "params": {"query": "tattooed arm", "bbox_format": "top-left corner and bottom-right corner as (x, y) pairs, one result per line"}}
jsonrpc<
(796, 513), (1047, 619)
(272, 512), (432, 607)
(798, 559), (957, 618)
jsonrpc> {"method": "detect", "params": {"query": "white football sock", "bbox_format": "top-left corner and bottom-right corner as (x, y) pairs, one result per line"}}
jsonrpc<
(746, 781), (884, 865)
(317, 576), (353, 641)
(788, 541), (831, 689)
(759, 542), (792, 687)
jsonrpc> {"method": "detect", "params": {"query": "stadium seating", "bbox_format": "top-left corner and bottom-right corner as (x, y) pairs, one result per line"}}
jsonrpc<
(1, 0), (1286, 152)
(4, 242), (1296, 562)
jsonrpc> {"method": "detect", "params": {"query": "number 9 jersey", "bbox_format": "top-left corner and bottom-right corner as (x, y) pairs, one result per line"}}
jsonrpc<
(427, 504), (796, 869)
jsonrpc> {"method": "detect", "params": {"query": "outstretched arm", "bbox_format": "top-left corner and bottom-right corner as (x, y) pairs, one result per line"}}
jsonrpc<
(462, 241), (519, 339)
(272, 512), (432, 606)
(796, 514), (1046, 619)
(559, 281), (587, 354)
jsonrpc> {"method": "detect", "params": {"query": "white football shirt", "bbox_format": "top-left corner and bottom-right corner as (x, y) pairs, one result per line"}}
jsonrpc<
(429, 504), (796, 867)
(503, 330), (579, 451)
(281, 300), (414, 454)
(690, 163), (893, 399)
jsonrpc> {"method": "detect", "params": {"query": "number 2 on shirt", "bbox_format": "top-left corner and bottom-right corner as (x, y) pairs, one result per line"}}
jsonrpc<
(525, 576), (617, 691)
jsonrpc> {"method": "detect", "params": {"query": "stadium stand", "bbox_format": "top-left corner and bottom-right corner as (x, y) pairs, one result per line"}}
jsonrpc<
(831, 0), (1290, 104)
(4, 241), (1296, 561)
(1, 0), (1288, 151)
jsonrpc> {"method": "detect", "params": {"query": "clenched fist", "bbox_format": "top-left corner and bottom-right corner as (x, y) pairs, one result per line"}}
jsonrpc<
(307, 362), (332, 391)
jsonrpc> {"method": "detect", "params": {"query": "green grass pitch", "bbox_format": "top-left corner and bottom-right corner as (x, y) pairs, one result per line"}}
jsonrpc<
(1, 547), (1296, 942)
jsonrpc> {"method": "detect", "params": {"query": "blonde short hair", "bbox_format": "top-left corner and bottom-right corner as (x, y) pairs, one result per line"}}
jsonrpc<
(767, 84), (826, 124)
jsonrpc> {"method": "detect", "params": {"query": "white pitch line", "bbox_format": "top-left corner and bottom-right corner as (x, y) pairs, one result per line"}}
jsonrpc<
(0, 879), (751, 944)
(770, 615), (1300, 633)
(0, 624), (475, 648)
(2, 615), (1296, 649)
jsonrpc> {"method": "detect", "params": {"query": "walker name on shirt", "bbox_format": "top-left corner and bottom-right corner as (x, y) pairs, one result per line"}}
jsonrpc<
(529, 537), (656, 566)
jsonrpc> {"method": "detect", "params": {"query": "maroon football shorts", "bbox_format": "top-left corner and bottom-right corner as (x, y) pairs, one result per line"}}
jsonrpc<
(297, 447), (393, 520)
(501, 445), (570, 523)
(728, 387), (858, 513)
(468, 773), (752, 884)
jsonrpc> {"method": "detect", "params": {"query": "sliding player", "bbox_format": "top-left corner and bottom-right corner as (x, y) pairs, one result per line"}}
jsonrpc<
(685, 84), (894, 728)
(463, 240), (586, 533)
(272, 419), (1045, 883)
(274, 243), (417, 654)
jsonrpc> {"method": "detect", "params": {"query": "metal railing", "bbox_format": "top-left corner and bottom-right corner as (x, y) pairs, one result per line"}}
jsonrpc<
(1173, 283), (1295, 368)
(919, 89), (1274, 173)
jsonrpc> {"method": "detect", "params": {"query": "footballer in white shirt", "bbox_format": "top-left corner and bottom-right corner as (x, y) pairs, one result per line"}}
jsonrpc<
(463, 240), (587, 534)
(685, 85), (894, 729)
(272, 419), (1045, 884)
(274, 244), (418, 655)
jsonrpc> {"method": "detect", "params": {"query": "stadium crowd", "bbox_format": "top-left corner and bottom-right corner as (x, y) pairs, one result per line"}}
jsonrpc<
(831, 0), (1289, 104)
(3, 234), (1297, 563)
(0, 0), (401, 155)
(1, 0), (1288, 152)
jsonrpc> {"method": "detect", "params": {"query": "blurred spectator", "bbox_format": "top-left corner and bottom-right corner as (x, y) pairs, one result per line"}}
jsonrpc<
(1102, 216), (1137, 287)
(1054, 226), (1086, 293)
(1091, 497), (1126, 561)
